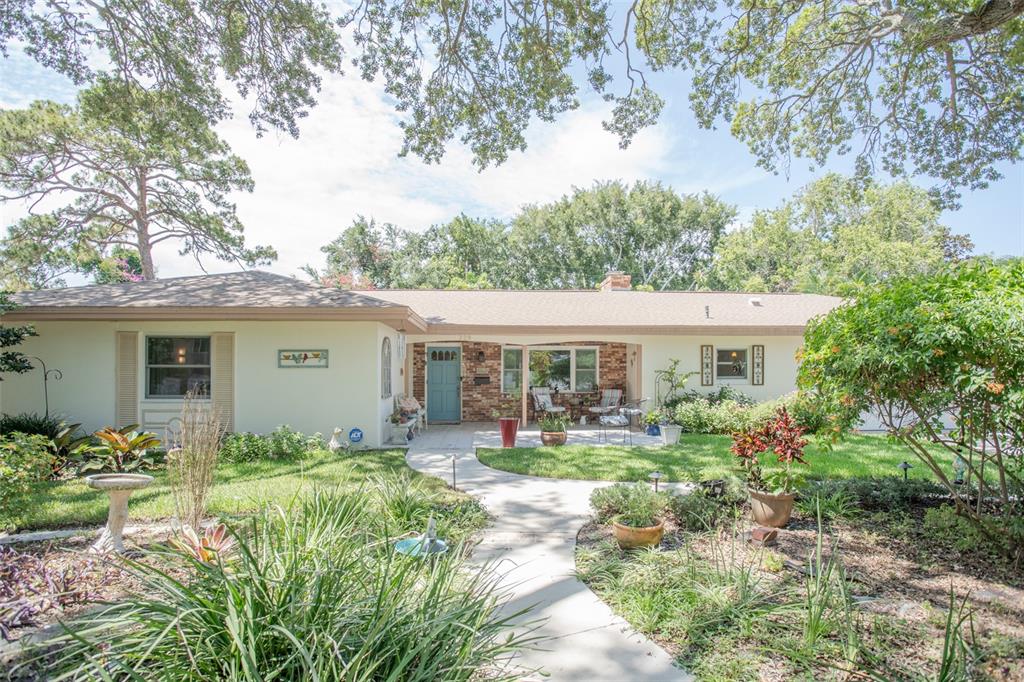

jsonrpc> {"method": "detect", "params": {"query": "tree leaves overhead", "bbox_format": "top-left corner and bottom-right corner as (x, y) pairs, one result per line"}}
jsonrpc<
(312, 180), (736, 290)
(701, 174), (973, 295)
(5, 0), (1021, 197)
(0, 80), (276, 287)
(2, 0), (343, 137)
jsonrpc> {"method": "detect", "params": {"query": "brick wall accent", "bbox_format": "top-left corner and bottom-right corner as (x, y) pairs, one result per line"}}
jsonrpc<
(412, 341), (628, 422)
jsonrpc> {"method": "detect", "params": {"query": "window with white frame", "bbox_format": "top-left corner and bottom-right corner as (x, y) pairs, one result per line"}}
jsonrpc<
(381, 337), (392, 398)
(501, 348), (523, 393)
(146, 336), (211, 398)
(502, 347), (599, 392)
(716, 348), (748, 381)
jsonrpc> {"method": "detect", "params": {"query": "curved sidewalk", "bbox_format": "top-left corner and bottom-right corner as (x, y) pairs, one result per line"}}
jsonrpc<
(405, 424), (690, 682)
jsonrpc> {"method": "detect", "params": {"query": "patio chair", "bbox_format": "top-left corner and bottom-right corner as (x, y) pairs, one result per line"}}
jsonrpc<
(588, 388), (623, 417)
(598, 412), (632, 445)
(530, 387), (567, 421)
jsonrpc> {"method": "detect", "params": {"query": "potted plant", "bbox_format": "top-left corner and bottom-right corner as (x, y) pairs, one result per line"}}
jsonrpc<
(539, 413), (569, 446)
(731, 407), (808, 527)
(389, 409), (412, 444)
(643, 410), (662, 437)
(492, 409), (519, 448)
(659, 412), (682, 445)
(608, 484), (667, 549)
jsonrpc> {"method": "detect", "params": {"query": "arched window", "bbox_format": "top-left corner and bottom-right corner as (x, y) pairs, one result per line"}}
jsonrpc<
(381, 337), (392, 399)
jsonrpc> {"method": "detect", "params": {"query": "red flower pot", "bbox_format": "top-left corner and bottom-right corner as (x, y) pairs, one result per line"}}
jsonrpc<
(498, 417), (519, 448)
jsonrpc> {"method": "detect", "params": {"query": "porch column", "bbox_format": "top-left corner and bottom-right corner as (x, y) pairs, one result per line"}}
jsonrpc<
(521, 345), (529, 425)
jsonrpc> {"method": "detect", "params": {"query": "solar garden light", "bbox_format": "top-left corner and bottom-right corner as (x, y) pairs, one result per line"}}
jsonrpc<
(952, 448), (968, 485)
(451, 453), (457, 489)
(649, 471), (663, 493)
(897, 461), (912, 482)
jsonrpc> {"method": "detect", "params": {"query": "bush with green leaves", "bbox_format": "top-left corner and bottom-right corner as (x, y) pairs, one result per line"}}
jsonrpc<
(0, 412), (90, 476)
(0, 433), (53, 530)
(671, 392), (826, 435)
(800, 260), (1024, 559)
(220, 425), (325, 462)
(590, 482), (667, 528)
(799, 477), (948, 514)
(20, 488), (529, 680)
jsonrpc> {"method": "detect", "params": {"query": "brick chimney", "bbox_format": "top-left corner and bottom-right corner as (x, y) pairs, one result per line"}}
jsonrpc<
(599, 271), (632, 291)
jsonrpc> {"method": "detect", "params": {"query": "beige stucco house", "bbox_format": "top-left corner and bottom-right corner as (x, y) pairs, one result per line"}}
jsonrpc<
(1, 271), (841, 447)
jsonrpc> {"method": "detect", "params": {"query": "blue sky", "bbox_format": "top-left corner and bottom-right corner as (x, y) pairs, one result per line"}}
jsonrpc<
(2, 49), (1022, 280)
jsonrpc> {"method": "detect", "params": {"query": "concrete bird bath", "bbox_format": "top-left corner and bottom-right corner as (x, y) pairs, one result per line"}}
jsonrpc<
(85, 473), (154, 553)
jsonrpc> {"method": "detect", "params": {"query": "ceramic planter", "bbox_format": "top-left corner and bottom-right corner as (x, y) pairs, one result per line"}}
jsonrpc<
(749, 489), (796, 527)
(391, 423), (411, 444)
(660, 424), (682, 445)
(612, 518), (665, 549)
(540, 430), (567, 446)
(645, 424), (661, 436)
(498, 417), (519, 448)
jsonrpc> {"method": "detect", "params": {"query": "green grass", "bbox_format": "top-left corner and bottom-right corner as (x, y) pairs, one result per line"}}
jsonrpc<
(11, 449), (452, 531)
(478, 433), (936, 483)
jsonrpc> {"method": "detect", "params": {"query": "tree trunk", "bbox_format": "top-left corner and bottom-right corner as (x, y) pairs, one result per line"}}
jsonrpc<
(136, 172), (156, 280)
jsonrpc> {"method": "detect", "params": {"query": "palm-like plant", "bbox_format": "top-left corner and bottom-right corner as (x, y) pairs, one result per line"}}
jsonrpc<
(79, 425), (161, 473)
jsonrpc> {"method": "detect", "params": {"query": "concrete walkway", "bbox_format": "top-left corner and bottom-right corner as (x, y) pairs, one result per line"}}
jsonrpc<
(405, 424), (691, 682)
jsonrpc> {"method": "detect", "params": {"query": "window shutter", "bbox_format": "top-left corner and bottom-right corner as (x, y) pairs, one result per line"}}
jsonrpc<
(115, 331), (139, 426)
(211, 332), (235, 432)
(752, 345), (765, 386)
(700, 345), (714, 386)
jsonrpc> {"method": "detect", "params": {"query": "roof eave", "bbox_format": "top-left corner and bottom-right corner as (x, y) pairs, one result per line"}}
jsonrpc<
(419, 323), (808, 336)
(2, 305), (428, 331)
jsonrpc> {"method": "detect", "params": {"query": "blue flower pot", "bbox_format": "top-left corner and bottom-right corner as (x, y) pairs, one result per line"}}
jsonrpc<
(646, 424), (661, 436)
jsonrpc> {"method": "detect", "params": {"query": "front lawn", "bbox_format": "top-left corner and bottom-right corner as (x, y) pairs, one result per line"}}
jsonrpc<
(478, 433), (935, 482)
(10, 449), (447, 531)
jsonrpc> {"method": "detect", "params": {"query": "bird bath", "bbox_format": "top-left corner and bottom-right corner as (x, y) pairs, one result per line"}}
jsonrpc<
(85, 473), (154, 553)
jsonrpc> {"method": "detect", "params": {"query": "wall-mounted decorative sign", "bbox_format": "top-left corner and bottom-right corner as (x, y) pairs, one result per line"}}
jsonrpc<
(752, 345), (765, 386)
(700, 345), (714, 386)
(278, 349), (329, 368)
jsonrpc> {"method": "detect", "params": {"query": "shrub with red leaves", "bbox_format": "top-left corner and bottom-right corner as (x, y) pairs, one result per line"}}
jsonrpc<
(731, 407), (809, 493)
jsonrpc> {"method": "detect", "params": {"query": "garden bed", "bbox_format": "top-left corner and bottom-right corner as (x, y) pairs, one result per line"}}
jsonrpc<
(576, 499), (1024, 681)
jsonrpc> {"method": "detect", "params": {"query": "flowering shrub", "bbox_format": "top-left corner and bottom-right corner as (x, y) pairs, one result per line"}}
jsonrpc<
(731, 407), (809, 494)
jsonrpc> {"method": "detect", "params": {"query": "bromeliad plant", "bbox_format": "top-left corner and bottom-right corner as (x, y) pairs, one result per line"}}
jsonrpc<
(731, 407), (809, 495)
(79, 425), (162, 473)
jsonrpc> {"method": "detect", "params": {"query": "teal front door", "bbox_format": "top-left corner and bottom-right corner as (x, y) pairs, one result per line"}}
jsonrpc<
(427, 347), (461, 423)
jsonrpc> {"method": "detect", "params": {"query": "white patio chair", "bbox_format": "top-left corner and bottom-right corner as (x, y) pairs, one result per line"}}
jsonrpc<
(588, 388), (623, 416)
(530, 387), (567, 421)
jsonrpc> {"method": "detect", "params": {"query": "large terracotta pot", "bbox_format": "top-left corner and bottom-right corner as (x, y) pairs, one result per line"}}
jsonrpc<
(498, 417), (519, 448)
(749, 489), (796, 528)
(612, 518), (665, 549)
(541, 431), (567, 446)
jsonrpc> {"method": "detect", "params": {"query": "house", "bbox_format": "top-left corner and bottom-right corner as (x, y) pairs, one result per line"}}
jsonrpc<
(0, 271), (841, 447)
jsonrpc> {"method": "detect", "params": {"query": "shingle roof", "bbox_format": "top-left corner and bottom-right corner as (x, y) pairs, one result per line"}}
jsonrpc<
(369, 289), (841, 331)
(11, 271), (398, 309)
(6, 271), (842, 332)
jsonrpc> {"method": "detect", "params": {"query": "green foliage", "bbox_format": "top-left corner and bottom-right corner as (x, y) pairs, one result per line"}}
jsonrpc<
(0, 433), (53, 530)
(2, 1), (342, 138)
(0, 412), (63, 440)
(702, 175), (971, 295)
(21, 488), (529, 680)
(0, 81), (275, 286)
(78, 426), (161, 473)
(314, 181), (736, 291)
(667, 483), (744, 531)
(589, 482), (667, 528)
(800, 260), (1024, 557)
(0, 292), (35, 375)
(799, 477), (948, 513)
(219, 426), (323, 463)
(923, 506), (1024, 562)
(539, 413), (570, 432)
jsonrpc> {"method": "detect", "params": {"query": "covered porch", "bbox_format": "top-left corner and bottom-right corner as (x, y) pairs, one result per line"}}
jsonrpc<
(404, 338), (645, 425)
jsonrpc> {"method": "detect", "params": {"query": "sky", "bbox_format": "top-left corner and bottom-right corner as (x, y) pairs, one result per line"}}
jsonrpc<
(1, 46), (1022, 282)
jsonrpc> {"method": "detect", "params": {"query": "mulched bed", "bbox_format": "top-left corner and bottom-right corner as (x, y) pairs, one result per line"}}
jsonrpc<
(577, 508), (1024, 681)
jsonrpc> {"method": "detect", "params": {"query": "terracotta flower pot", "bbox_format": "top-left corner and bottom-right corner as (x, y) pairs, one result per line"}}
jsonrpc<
(498, 417), (519, 448)
(612, 518), (665, 549)
(541, 431), (567, 446)
(749, 489), (796, 528)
